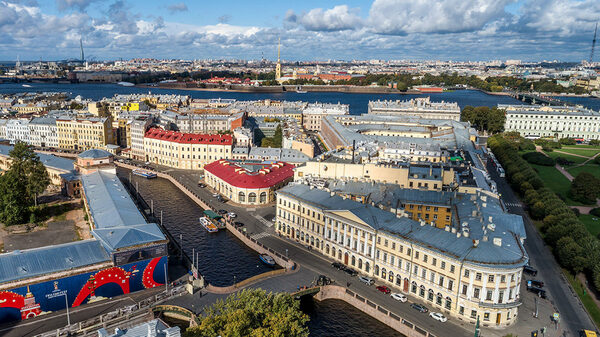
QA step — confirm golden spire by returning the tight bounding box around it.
[275,37,282,81]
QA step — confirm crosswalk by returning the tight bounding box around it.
[504,202,522,208]
[254,215,274,227]
[251,232,271,240]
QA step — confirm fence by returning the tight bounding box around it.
[34,285,188,337]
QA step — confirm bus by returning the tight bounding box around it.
[580,330,598,337]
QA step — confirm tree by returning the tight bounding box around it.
[460,106,505,134]
[8,142,50,206]
[184,289,309,337]
[570,172,600,204]
[0,170,29,226]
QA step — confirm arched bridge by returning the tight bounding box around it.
[152,304,201,327]
[291,286,320,299]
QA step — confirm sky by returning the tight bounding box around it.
[0,0,599,62]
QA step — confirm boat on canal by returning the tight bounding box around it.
[132,169,157,179]
[259,254,276,267]
[199,217,218,232]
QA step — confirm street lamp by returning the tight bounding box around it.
[63,291,70,327]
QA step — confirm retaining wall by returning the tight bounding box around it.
[315,285,436,337]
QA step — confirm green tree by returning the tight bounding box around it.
[570,172,600,204]
[0,170,29,226]
[8,142,50,206]
[460,106,505,134]
[185,289,309,337]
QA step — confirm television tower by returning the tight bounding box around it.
[80,38,85,62]
[275,38,281,82]
[591,22,598,64]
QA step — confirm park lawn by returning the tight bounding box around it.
[530,164,590,206]
[546,151,589,165]
[557,148,600,157]
[562,145,600,149]
[579,214,600,237]
[563,270,600,328]
[567,164,600,179]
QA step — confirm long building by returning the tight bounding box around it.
[501,104,600,140]
[275,183,527,327]
[0,144,75,186]
[0,152,167,324]
[57,116,113,151]
[368,97,461,121]
[143,128,233,169]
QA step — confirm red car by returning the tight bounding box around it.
[376,285,391,294]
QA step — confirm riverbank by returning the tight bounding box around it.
[137,83,422,94]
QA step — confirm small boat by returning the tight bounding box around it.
[117,81,135,87]
[132,169,157,179]
[199,217,218,232]
[259,254,276,267]
[22,84,32,88]
[296,90,307,94]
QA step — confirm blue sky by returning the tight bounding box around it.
[1,0,599,61]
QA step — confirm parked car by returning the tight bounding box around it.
[410,303,429,313]
[528,280,544,288]
[429,312,448,322]
[527,285,547,298]
[344,268,358,277]
[228,212,237,219]
[376,286,391,294]
[523,265,538,276]
[198,183,206,188]
[331,262,344,270]
[358,276,374,285]
[217,209,228,215]
[391,293,407,302]
[234,222,244,227]
[212,193,219,198]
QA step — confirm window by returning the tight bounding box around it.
[473,288,480,299]
[462,284,468,295]
[448,280,453,291]
[498,290,504,304]
[450,265,455,273]
[248,193,257,203]
[239,192,245,202]
[459,306,464,315]
[464,270,470,277]
[391,242,395,250]
[441,261,445,270]
[423,255,428,263]
[414,265,418,275]
[432,258,436,266]
[486,290,493,301]
[501,275,506,283]
[484,312,490,321]
[488,275,494,282]
[471,310,477,319]
[415,251,419,259]
[476,273,482,281]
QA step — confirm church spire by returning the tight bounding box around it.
[275,38,281,82]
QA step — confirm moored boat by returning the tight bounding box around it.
[132,169,157,179]
[199,217,218,232]
[259,254,276,267]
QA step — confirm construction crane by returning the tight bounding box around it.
[591,22,598,64]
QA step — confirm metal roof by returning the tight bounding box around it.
[0,144,74,172]
[97,319,180,337]
[78,148,113,159]
[0,240,110,284]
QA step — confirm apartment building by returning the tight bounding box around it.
[29,116,58,148]
[368,97,460,121]
[5,118,31,144]
[143,128,233,169]
[56,116,113,151]
[302,102,349,131]
[276,183,527,327]
[501,104,600,140]
[130,118,152,160]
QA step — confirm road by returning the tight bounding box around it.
[487,159,596,335]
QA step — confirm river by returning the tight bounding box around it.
[0,82,528,114]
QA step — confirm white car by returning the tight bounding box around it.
[228,212,237,219]
[429,312,447,322]
[390,293,407,302]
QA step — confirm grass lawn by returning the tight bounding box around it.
[567,164,600,179]
[563,270,600,328]
[579,214,600,237]
[557,148,600,157]
[562,145,600,149]
[530,164,593,206]
[546,151,589,164]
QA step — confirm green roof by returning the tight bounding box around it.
[203,210,222,219]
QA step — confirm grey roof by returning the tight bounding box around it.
[0,240,110,284]
[81,171,166,252]
[78,148,113,159]
[499,104,600,116]
[29,116,57,126]
[278,183,527,269]
[0,144,74,172]
[98,319,180,337]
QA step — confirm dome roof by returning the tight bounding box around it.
[78,149,113,159]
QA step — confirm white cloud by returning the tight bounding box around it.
[286,5,362,31]
[368,0,512,35]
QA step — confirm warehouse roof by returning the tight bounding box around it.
[0,144,74,172]
[204,159,294,189]
[78,148,113,159]
[0,240,110,284]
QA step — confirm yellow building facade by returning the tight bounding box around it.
[56,117,113,151]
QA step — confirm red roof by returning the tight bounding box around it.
[204,160,294,189]
[144,128,233,145]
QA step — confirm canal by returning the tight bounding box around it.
[118,168,273,287]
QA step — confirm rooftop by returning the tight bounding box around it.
[204,159,294,189]
[0,144,74,172]
[144,128,233,145]
[78,148,113,159]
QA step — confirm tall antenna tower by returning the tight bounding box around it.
[591,22,598,64]
[80,38,85,62]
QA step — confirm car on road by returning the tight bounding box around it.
[429,312,447,322]
[217,209,228,215]
[198,183,206,188]
[527,285,547,298]
[234,222,244,227]
[410,303,429,313]
[390,293,407,302]
[523,265,538,276]
[528,279,544,288]
[376,286,391,294]
[331,262,344,270]
[344,268,358,277]
[228,212,237,219]
[358,276,374,285]
[212,193,219,198]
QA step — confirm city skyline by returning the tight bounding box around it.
[0,0,599,62]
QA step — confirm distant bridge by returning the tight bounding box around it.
[507,91,576,107]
